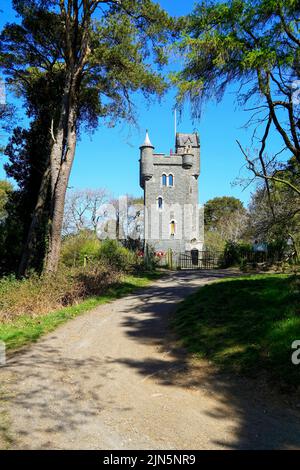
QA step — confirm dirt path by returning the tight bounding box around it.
[1,270,300,450]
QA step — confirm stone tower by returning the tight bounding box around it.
[139,131,203,254]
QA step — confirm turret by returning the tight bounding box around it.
[182,147,193,169]
[139,130,154,188]
[176,132,200,177]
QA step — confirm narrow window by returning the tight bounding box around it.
[158,197,163,209]
[168,174,174,186]
[170,220,176,237]
[162,174,167,186]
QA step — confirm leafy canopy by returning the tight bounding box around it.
[173,0,300,204]
[205,196,245,228]
[173,0,299,114]
[0,0,175,132]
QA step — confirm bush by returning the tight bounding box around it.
[204,231,226,252]
[0,234,147,322]
[222,241,253,268]
[61,231,101,267]
[98,239,139,272]
[61,233,142,273]
[222,241,242,267]
[0,264,120,323]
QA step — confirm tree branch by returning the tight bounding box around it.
[236,139,300,196]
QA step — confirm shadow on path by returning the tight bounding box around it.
[1,343,119,449]
[115,270,300,450]
[1,270,299,449]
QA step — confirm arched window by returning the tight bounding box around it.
[157,197,163,210]
[170,220,176,237]
[168,174,174,186]
[162,174,167,186]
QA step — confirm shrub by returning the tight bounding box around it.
[222,241,242,267]
[61,231,101,267]
[204,231,226,252]
[0,264,120,323]
[74,263,120,297]
[98,239,140,272]
[222,241,254,268]
[142,244,162,270]
[61,233,142,273]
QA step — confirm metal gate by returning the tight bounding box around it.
[178,250,222,270]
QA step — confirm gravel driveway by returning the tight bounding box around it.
[1,270,300,449]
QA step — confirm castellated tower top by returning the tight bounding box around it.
[175,133,200,153]
[139,129,202,254]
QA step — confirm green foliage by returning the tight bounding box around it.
[0,180,12,220]
[205,196,245,229]
[0,103,16,155]
[0,271,159,351]
[0,0,175,274]
[204,196,249,250]
[173,0,299,112]
[61,232,142,272]
[0,68,65,273]
[204,231,226,252]
[173,0,300,204]
[61,231,102,267]
[0,1,174,132]
[173,274,300,389]
[223,241,242,267]
[143,244,164,270]
[98,239,138,272]
[222,240,253,267]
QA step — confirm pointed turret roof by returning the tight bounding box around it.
[141,130,154,148]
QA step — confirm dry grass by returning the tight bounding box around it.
[0,263,120,323]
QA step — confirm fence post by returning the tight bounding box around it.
[144,244,152,270]
[167,248,173,269]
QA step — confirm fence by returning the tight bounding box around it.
[156,250,223,270]
[178,250,222,270]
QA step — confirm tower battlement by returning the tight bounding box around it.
[139,131,203,254]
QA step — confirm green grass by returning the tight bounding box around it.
[172,273,300,389]
[0,272,160,353]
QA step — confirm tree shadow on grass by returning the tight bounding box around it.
[114,270,300,449]
[1,270,299,450]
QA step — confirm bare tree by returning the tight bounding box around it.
[63,188,111,235]
[249,183,300,258]
[109,195,144,245]
[218,209,249,244]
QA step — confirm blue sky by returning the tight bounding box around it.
[0,0,283,206]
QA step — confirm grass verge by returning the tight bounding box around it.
[0,271,160,353]
[172,273,300,389]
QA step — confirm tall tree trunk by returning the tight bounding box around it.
[18,0,91,275]
[18,77,74,276]
[44,82,78,273]
[18,163,51,276]
[44,136,77,273]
